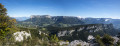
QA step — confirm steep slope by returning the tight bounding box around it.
[46,24,119,41]
[23,15,84,27]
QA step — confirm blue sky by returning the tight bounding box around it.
[0,0,120,19]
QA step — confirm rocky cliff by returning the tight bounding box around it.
[53,24,119,41]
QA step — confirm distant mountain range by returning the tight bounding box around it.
[12,17,30,21]
[14,15,120,29]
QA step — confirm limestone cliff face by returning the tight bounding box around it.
[58,30,75,37]
[56,24,118,41]
[30,15,51,19]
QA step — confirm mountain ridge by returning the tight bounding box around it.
[16,15,120,29]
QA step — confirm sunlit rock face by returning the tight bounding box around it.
[30,15,51,19]
[13,31,31,42]
[59,41,69,45]
[39,31,48,35]
[88,35,95,40]
[69,40,89,46]
[58,30,75,37]
[112,37,119,44]
[59,40,89,46]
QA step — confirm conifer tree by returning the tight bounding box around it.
[0,3,16,39]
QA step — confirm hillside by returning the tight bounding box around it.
[18,15,84,27]
[17,15,120,29]
[45,24,119,41]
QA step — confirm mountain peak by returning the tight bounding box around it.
[30,15,51,18]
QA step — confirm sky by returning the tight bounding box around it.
[0,0,120,19]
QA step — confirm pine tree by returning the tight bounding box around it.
[0,3,16,40]
[102,34,114,46]
[95,35,105,46]
[49,34,59,42]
